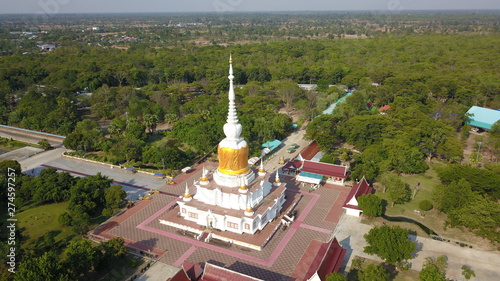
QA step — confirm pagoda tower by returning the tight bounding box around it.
[163,56,286,238]
[212,54,256,188]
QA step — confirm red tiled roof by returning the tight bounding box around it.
[304,237,347,281]
[183,261,203,281]
[283,160,302,170]
[200,263,264,281]
[343,177,373,210]
[298,141,320,160]
[167,268,191,281]
[301,160,348,179]
[378,105,391,112]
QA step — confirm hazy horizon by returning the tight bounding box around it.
[2,0,500,15]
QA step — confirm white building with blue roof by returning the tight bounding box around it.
[465,106,500,130]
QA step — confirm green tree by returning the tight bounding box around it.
[461,265,476,280]
[143,144,188,170]
[424,256,447,276]
[275,81,302,112]
[342,114,392,150]
[103,185,126,216]
[124,118,147,141]
[305,115,345,150]
[0,160,21,200]
[15,252,68,281]
[95,237,127,270]
[320,153,338,164]
[363,225,416,264]
[378,172,411,205]
[90,84,116,119]
[109,138,144,163]
[325,272,347,281]
[419,256,447,281]
[63,239,96,279]
[37,139,52,150]
[64,119,105,152]
[143,113,159,133]
[108,117,127,138]
[435,164,500,198]
[468,152,482,167]
[388,182,412,206]
[418,200,433,211]
[358,194,383,217]
[358,264,390,281]
[419,264,446,281]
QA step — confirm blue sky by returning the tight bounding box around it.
[2,0,500,14]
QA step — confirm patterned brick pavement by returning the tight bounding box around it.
[88,165,354,281]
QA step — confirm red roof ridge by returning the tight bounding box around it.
[301,160,348,178]
[200,262,265,281]
[304,237,347,281]
[343,177,372,209]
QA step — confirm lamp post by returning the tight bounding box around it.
[476,142,483,164]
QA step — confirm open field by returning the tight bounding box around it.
[369,163,498,251]
[15,202,75,245]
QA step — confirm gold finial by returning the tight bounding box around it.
[183,184,191,199]
[229,53,232,64]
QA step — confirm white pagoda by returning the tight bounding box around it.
[162,56,286,235]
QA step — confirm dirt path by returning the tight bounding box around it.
[463,131,490,165]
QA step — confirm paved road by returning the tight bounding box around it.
[0,146,43,162]
[0,126,64,147]
[332,215,500,280]
[18,147,68,172]
[262,127,309,172]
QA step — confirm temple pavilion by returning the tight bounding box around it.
[160,56,286,240]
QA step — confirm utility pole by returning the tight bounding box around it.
[476,141,483,165]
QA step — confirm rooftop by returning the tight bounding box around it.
[200,263,265,281]
[301,160,348,179]
[465,106,500,130]
[343,177,373,210]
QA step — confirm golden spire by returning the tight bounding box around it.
[217,55,249,175]
[258,161,266,177]
[183,184,192,201]
[239,177,248,193]
[201,167,208,182]
[274,171,281,186]
[244,197,254,216]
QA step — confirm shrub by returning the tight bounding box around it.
[58,212,73,226]
[419,200,433,211]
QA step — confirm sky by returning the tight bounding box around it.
[2,0,500,14]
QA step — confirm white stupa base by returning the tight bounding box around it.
[213,169,255,188]
[244,210,254,216]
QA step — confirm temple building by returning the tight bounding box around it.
[160,56,286,239]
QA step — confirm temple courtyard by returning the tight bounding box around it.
[88,162,351,281]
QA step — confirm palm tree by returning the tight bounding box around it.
[143,114,159,134]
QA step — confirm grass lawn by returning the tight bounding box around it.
[15,201,75,246]
[0,137,31,151]
[367,162,496,251]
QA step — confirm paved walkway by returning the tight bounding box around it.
[332,215,500,281]
[90,170,352,281]
[0,146,44,162]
